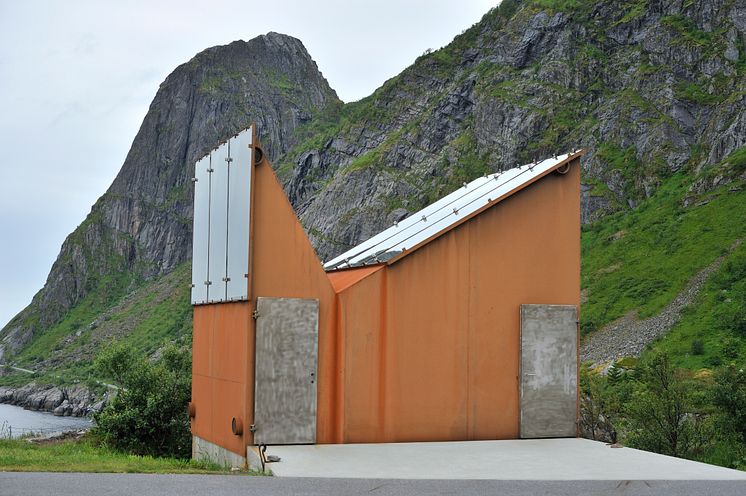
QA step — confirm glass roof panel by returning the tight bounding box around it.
[324,151,579,270]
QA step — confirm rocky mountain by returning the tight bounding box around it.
[0,32,339,360]
[2,0,745,379]
[277,0,746,260]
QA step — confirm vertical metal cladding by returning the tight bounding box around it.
[190,126,253,305]
[226,130,253,301]
[327,155,582,443]
[191,154,211,305]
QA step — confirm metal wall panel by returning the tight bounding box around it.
[207,140,230,303]
[226,128,252,301]
[520,304,578,438]
[254,297,319,445]
[191,155,211,304]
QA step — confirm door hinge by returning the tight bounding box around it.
[252,310,259,320]
[249,424,257,433]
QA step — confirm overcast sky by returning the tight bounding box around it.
[0,0,497,330]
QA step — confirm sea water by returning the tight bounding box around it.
[0,403,92,438]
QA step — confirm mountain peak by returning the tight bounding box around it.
[0,32,340,359]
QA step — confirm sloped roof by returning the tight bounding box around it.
[327,264,385,293]
[324,151,582,271]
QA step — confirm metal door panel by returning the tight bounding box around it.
[207,141,229,303]
[226,127,252,301]
[254,297,319,444]
[191,155,211,305]
[520,304,577,438]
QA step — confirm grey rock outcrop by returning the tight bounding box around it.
[0,383,105,417]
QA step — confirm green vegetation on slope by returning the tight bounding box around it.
[650,241,746,369]
[580,170,746,336]
[1,263,192,388]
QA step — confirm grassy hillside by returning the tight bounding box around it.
[580,146,746,368]
[652,241,746,369]
[1,264,192,387]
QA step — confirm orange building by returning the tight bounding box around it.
[189,125,582,467]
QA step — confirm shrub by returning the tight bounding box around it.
[712,366,746,445]
[722,338,740,360]
[624,353,708,459]
[93,344,191,458]
[691,339,705,355]
[725,304,746,337]
[579,365,632,442]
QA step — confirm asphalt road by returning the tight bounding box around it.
[2,473,746,496]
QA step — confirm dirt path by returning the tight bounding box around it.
[580,240,741,364]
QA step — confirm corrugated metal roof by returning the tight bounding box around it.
[324,151,581,271]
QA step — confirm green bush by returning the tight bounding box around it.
[579,364,633,442]
[712,366,746,445]
[722,337,740,360]
[93,344,192,458]
[691,339,705,355]
[725,303,746,337]
[624,353,709,459]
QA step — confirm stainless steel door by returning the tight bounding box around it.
[253,297,319,444]
[520,304,578,438]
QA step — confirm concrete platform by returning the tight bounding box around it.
[260,438,746,480]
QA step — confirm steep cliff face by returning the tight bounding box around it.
[2,0,746,374]
[0,33,339,358]
[278,0,746,260]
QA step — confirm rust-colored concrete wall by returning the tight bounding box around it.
[192,140,339,455]
[337,158,580,442]
[249,153,339,444]
[191,302,250,455]
[192,149,580,453]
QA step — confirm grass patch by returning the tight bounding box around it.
[675,81,726,105]
[14,292,119,367]
[661,14,724,52]
[0,436,249,474]
[528,0,586,12]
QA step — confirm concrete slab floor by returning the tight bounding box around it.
[262,438,746,480]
